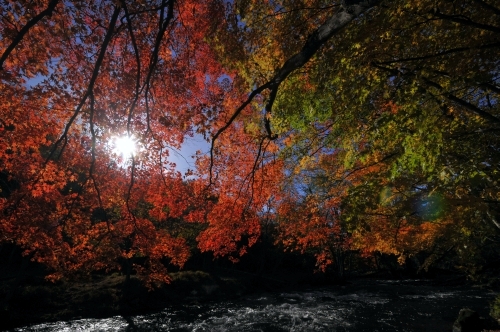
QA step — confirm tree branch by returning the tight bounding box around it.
[422,77,500,124]
[374,41,500,65]
[121,0,142,134]
[0,0,59,70]
[432,8,500,34]
[372,63,500,124]
[471,0,500,17]
[209,0,380,184]
[143,0,174,133]
[48,5,122,161]
[209,82,272,184]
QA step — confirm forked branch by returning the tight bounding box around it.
[208,0,380,184]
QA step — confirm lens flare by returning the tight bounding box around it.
[416,194,445,221]
[112,135,137,159]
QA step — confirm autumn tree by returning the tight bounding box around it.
[215,0,500,274]
[0,0,265,284]
[1,0,499,283]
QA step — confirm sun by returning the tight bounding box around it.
[112,134,137,159]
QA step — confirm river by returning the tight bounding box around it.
[11,279,498,331]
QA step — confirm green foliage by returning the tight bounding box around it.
[231,0,500,275]
[491,295,500,321]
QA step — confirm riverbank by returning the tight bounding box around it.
[2,266,499,331]
[0,270,498,331]
[0,266,331,331]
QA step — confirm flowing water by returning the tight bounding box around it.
[11,279,498,331]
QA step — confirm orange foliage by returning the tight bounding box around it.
[277,194,352,272]
[0,1,467,284]
[0,0,265,283]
